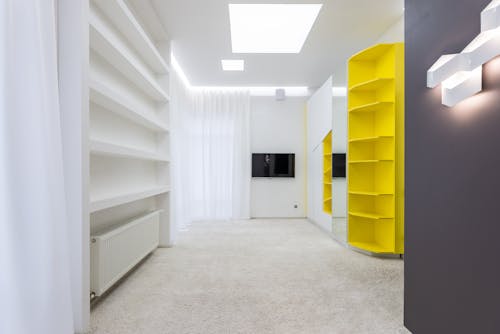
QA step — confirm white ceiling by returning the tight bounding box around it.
[152,0,404,88]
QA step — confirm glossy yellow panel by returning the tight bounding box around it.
[323,131,332,215]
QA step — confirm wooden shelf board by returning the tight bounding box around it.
[93,0,169,74]
[349,241,393,254]
[89,79,168,132]
[349,135,393,143]
[348,101,394,113]
[90,138,169,162]
[349,211,393,220]
[349,78,394,92]
[349,191,393,196]
[90,185,170,213]
[89,7,170,102]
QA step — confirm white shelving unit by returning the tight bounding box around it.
[88,0,172,302]
[57,0,172,331]
[89,5,170,101]
[93,0,170,74]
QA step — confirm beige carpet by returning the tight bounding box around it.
[90,219,409,334]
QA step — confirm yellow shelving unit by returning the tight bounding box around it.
[323,131,332,215]
[347,43,404,255]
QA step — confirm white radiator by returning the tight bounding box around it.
[90,210,160,296]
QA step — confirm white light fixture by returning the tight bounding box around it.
[201,86,310,97]
[228,4,323,53]
[332,86,347,97]
[221,59,244,71]
[442,67,482,107]
[462,28,500,69]
[427,54,465,88]
[482,0,500,31]
[427,0,500,107]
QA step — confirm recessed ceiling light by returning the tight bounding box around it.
[228,3,323,53]
[221,59,245,71]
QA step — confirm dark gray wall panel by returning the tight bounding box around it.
[405,0,500,333]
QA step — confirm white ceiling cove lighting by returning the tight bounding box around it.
[221,59,245,71]
[228,3,323,53]
[172,53,310,97]
[427,0,500,107]
[200,86,310,97]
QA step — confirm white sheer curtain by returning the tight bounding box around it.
[171,73,251,231]
[0,1,74,333]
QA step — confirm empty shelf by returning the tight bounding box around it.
[349,191,393,196]
[89,7,170,102]
[349,159,393,164]
[93,0,170,74]
[349,241,393,253]
[349,44,395,61]
[90,79,168,132]
[349,211,393,220]
[349,78,394,92]
[349,101,394,113]
[90,186,170,212]
[349,136,393,143]
[90,139,169,162]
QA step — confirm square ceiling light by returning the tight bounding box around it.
[221,59,245,71]
[228,3,323,53]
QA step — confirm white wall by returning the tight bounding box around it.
[332,96,347,218]
[307,78,333,153]
[306,77,333,232]
[250,96,307,218]
[377,15,404,43]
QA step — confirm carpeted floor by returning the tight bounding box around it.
[90,219,409,334]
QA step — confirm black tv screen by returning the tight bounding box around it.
[332,153,346,178]
[252,153,295,177]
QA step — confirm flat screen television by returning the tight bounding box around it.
[252,153,295,177]
[332,153,346,178]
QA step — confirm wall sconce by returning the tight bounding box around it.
[427,0,500,107]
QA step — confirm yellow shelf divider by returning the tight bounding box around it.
[349,77,394,92]
[349,135,393,143]
[349,241,393,254]
[347,43,405,255]
[349,191,393,196]
[348,101,394,113]
[349,159,394,164]
[349,211,394,220]
[322,131,332,215]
